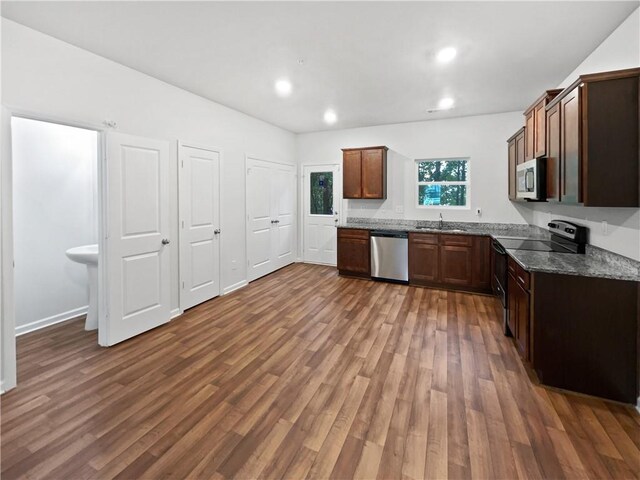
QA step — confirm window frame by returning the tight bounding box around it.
[415,157,471,210]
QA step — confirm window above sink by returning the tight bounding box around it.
[416,158,470,209]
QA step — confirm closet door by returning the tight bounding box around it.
[179,144,221,311]
[246,158,296,282]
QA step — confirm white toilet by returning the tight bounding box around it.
[65,244,99,330]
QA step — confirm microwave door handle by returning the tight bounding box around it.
[526,170,534,190]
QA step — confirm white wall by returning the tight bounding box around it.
[296,111,531,227]
[12,117,98,333]
[1,19,297,319]
[527,7,640,260]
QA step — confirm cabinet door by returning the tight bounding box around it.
[343,150,362,199]
[560,86,581,204]
[508,138,517,200]
[546,102,561,202]
[440,244,472,287]
[471,236,491,290]
[507,273,518,337]
[408,234,439,283]
[534,102,547,157]
[337,230,370,275]
[361,149,386,199]
[525,111,535,160]
[515,282,530,360]
[515,129,526,165]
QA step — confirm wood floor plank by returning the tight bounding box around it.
[2,263,638,480]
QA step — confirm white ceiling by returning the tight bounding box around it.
[2,1,637,133]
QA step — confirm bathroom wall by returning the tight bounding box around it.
[12,117,98,334]
[526,7,640,260]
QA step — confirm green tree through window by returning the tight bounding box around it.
[417,159,469,207]
[310,172,333,215]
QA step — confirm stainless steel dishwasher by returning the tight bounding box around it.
[370,230,409,283]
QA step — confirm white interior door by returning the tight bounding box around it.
[303,165,340,265]
[102,132,171,346]
[272,163,296,269]
[247,158,296,282]
[179,144,220,311]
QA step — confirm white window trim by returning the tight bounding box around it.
[415,158,471,210]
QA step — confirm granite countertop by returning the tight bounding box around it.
[339,218,640,282]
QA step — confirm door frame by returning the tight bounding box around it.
[178,141,223,311]
[0,107,107,392]
[302,163,342,265]
[245,155,297,283]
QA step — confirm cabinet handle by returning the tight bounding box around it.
[517,275,525,285]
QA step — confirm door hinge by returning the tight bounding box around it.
[182,221,185,228]
[181,160,184,168]
[182,281,185,289]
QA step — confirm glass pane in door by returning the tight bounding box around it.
[309,171,333,215]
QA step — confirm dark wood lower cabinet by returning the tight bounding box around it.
[407,233,439,283]
[532,273,639,403]
[507,257,531,360]
[508,272,530,360]
[409,233,491,293]
[337,228,370,277]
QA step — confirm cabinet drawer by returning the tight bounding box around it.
[508,256,530,290]
[338,228,369,240]
[440,234,473,246]
[409,232,438,245]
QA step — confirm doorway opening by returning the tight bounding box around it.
[11,116,101,337]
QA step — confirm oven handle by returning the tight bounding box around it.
[492,240,507,255]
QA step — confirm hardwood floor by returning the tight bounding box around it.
[1,263,638,479]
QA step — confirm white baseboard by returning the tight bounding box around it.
[223,280,248,295]
[301,260,337,267]
[15,305,88,336]
[170,308,183,320]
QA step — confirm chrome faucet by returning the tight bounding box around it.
[439,213,443,230]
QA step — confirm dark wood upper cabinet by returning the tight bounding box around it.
[342,146,388,199]
[524,89,563,160]
[342,150,362,199]
[560,86,581,204]
[507,128,524,200]
[337,228,370,277]
[524,111,535,160]
[546,68,640,207]
[515,129,525,165]
[546,102,561,202]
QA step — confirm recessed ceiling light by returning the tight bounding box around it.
[324,109,337,124]
[438,97,455,109]
[436,47,457,63]
[275,78,292,97]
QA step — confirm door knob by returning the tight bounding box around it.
[214,229,221,235]
[162,239,170,245]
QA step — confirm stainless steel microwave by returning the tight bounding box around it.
[516,157,546,201]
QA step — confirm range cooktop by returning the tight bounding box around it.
[495,238,573,253]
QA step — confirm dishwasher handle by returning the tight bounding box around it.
[370,230,408,239]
